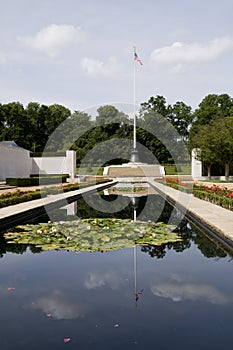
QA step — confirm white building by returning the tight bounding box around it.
[0,141,76,181]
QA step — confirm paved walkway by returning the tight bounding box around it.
[148,180,233,249]
[0,180,118,231]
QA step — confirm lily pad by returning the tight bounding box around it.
[4,218,182,252]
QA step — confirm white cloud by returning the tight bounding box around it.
[151,281,233,305]
[151,37,233,70]
[31,290,88,320]
[19,24,86,58]
[81,56,119,78]
[84,270,124,290]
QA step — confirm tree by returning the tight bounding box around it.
[139,95,192,164]
[26,102,41,151]
[1,102,29,149]
[65,111,93,163]
[47,104,71,135]
[141,95,193,140]
[189,117,233,180]
[141,95,168,116]
[190,93,233,137]
[214,117,233,180]
[189,124,218,179]
[168,101,193,140]
[25,103,71,152]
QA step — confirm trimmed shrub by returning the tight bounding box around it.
[6,175,69,186]
[193,189,233,211]
[0,191,42,208]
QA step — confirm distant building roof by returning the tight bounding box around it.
[0,141,29,151]
[0,141,19,148]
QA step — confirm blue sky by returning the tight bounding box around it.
[1,0,233,112]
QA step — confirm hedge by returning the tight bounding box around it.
[6,175,69,186]
[157,180,193,193]
[0,191,42,208]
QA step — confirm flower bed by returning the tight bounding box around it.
[193,184,233,211]
[157,177,193,193]
[156,178,233,211]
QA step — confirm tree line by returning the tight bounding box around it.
[0,93,233,178]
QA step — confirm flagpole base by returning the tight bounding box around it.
[130,149,140,163]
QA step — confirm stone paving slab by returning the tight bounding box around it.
[148,180,233,247]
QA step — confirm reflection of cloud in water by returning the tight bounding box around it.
[151,281,233,305]
[31,290,88,319]
[84,270,124,290]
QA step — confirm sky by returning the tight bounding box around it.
[0,0,233,113]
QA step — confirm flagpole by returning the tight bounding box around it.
[133,46,136,150]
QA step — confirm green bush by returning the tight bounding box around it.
[193,190,233,211]
[6,175,68,186]
[0,191,42,208]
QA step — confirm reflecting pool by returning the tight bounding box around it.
[0,192,233,350]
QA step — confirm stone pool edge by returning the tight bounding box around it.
[148,179,233,251]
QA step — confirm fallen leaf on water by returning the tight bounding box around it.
[64,338,71,343]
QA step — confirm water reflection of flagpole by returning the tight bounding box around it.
[131,196,143,304]
[132,197,137,298]
[134,244,137,296]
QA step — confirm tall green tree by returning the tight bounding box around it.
[139,95,192,163]
[46,104,71,135]
[190,93,233,137]
[214,117,233,180]
[168,101,193,140]
[1,102,29,148]
[66,111,93,162]
[141,95,168,116]
[190,116,233,180]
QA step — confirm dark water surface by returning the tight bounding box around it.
[0,192,233,349]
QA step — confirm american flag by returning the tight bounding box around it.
[134,51,143,65]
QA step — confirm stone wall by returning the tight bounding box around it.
[0,142,76,180]
[0,142,31,180]
[31,151,76,178]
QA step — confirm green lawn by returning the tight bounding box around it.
[77,164,191,176]
[164,164,191,175]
